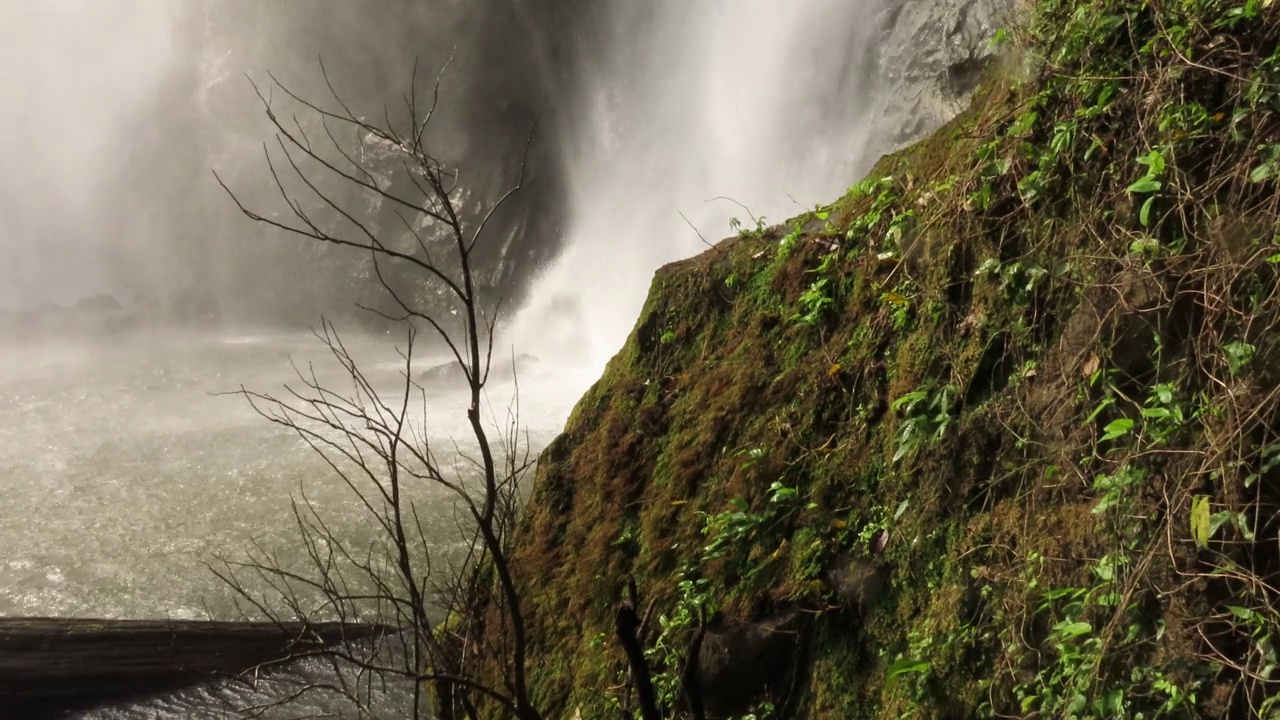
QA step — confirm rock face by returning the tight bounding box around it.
[824,555,890,610]
[869,0,1013,155]
[691,606,812,720]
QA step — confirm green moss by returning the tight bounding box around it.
[498,3,1280,718]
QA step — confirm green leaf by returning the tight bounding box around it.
[892,390,929,412]
[1191,495,1211,549]
[1140,149,1167,176]
[1085,396,1115,424]
[1130,236,1159,254]
[1227,605,1256,622]
[1057,621,1093,639]
[1251,162,1275,184]
[1127,176,1162,193]
[1140,196,1157,226]
[1096,590,1123,607]
[1103,689,1126,714]
[1224,340,1256,375]
[1236,511,1256,541]
[887,658,931,679]
[1042,587,1083,602]
[1209,510,1234,538]
[1101,418,1134,442]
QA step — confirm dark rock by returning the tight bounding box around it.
[947,55,990,96]
[825,554,891,610]
[419,353,538,385]
[693,605,811,719]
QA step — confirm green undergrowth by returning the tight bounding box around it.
[505,1,1280,717]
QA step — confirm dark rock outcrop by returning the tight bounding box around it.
[689,606,812,720]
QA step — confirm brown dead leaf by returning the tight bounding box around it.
[1081,354,1101,378]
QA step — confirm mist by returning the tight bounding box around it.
[0,1,171,311]
[1,1,576,331]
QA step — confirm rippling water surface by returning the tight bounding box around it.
[0,329,577,717]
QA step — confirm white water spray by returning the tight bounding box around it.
[514,0,890,382]
[0,1,172,311]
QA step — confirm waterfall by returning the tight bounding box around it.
[0,0,172,312]
[513,0,891,378]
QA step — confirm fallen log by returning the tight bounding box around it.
[0,617,392,718]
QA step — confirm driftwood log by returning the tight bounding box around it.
[0,617,390,718]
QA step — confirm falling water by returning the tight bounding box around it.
[0,1,172,311]
[514,0,890,379]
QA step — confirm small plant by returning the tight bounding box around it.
[700,497,765,561]
[790,248,841,329]
[1250,143,1280,183]
[1091,465,1145,516]
[767,480,799,505]
[1223,339,1256,375]
[730,213,769,238]
[974,258,1047,306]
[1139,382,1186,445]
[844,176,900,248]
[891,384,957,462]
[777,221,804,258]
[647,480,810,712]
[1126,148,1166,227]
[647,569,713,709]
[879,285,913,330]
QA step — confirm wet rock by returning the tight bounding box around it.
[419,353,539,385]
[869,0,1014,155]
[691,605,811,719]
[0,293,142,340]
[825,530,892,610]
[824,555,890,610]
